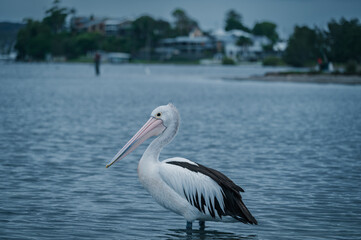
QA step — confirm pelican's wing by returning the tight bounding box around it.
[159,158,257,224]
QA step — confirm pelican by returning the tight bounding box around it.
[106,104,257,229]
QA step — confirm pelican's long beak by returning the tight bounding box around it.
[106,117,166,168]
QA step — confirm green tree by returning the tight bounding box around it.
[237,36,253,47]
[131,16,172,54]
[15,19,52,60]
[252,21,279,44]
[153,19,172,38]
[50,32,68,57]
[224,10,250,32]
[172,8,198,36]
[43,0,72,33]
[74,32,101,55]
[15,0,73,60]
[132,15,157,53]
[283,26,323,67]
[326,18,361,63]
[101,36,132,53]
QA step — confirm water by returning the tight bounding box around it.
[0,63,360,240]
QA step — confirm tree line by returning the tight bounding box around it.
[14,0,360,67]
[14,1,279,62]
[284,18,361,67]
[15,1,196,60]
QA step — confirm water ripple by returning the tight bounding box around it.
[1,63,361,239]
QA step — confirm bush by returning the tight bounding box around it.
[222,57,235,65]
[262,56,284,66]
[345,60,357,74]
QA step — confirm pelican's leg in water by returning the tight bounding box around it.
[199,221,205,230]
[186,221,192,230]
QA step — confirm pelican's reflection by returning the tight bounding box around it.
[166,228,257,240]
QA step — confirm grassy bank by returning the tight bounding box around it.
[225,72,361,85]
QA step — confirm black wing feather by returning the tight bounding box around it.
[166,161,257,225]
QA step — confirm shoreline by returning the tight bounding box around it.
[224,73,361,85]
[2,61,361,85]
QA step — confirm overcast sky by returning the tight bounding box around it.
[1,0,360,37]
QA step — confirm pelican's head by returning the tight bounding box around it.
[106,103,179,168]
[151,103,180,132]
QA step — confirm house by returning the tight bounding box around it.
[104,19,132,37]
[86,18,106,33]
[70,16,106,34]
[273,41,287,52]
[211,29,272,61]
[156,28,215,60]
[71,16,132,37]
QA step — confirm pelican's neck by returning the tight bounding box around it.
[141,119,179,164]
[141,136,163,163]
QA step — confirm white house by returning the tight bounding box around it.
[211,29,272,61]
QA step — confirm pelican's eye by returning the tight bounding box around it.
[156,112,162,118]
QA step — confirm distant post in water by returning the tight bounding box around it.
[94,52,101,76]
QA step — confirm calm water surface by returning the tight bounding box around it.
[0,63,360,240]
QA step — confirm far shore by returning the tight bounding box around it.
[224,72,361,85]
[3,60,361,85]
